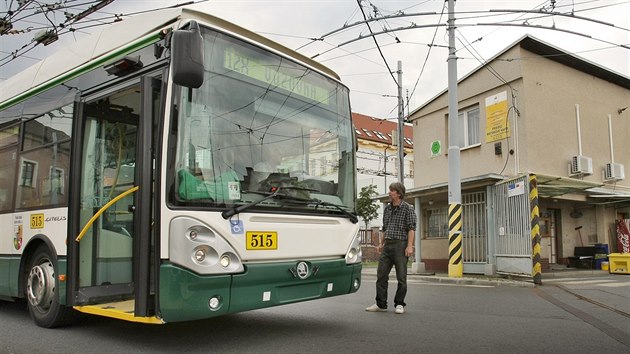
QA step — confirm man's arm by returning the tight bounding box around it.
[405,229,415,257]
[377,230,385,254]
[405,205,417,257]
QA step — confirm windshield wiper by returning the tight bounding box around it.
[309,199,358,224]
[221,187,358,224]
[221,186,318,220]
[221,188,279,220]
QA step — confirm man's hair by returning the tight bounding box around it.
[389,182,406,198]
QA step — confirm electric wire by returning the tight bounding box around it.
[405,0,446,115]
[356,0,397,86]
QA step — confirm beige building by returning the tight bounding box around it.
[404,35,630,275]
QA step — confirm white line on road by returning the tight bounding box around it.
[598,282,630,288]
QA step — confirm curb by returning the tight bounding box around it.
[361,269,536,288]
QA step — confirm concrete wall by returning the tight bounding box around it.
[519,47,630,184]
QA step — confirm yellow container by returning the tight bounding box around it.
[601,261,609,271]
[608,253,630,274]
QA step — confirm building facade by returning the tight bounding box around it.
[353,112,413,229]
[403,35,630,275]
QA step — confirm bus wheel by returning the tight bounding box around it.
[25,245,74,328]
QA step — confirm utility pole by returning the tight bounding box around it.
[397,60,405,183]
[447,0,463,278]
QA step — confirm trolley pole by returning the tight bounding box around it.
[447,0,463,278]
[397,60,405,183]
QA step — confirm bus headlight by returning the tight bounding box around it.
[345,230,362,264]
[171,217,244,274]
[194,249,206,262]
[220,254,231,268]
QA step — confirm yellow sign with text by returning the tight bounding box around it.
[30,213,44,229]
[485,91,509,143]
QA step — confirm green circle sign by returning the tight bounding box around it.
[431,140,441,155]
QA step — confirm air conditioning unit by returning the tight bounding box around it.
[604,162,625,181]
[570,155,593,176]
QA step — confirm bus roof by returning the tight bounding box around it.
[0,7,341,109]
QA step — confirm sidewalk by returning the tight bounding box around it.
[361,265,612,288]
[361,266,535,288]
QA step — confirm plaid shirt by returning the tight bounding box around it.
[382,201,416,241]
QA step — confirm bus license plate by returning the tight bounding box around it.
[246,231,277,250]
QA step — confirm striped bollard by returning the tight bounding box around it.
[448,203,463,277]
[530,174,542,285]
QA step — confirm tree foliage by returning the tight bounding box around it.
[356,184,379,229]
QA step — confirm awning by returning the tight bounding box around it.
[374,173,504,203]
[375,173,630,206]
[535,174,603,198]
[536,174,630,205]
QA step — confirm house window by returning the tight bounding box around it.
[46,167,65,195]
[361,128,373,137]
[355,129,362,135]
[457,106,480,148]
[427,207,448,238]
[20,160,37,187]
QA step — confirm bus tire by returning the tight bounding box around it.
[25,245,75,328]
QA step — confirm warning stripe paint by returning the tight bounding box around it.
[530,174,542,285]
[448,203,463,277]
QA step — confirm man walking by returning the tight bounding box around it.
[366,182,416,314]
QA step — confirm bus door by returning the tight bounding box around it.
[70,76,160,320]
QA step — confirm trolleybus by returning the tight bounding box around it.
[0,6,361,327]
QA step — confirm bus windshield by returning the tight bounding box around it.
[171,27,356,217]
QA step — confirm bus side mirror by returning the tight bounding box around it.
[171,20,204,88]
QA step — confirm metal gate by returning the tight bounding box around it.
[462,191,488,274]
[493,175,532,275]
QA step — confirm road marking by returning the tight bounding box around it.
[599,282,630,288]
[557,279,616,285]
[390,280,495,288]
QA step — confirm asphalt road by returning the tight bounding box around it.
[1,274,629,353]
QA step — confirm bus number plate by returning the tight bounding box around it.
[246,231,277,250]
[30,213,44,229]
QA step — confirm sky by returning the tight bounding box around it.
[1,0,628,120]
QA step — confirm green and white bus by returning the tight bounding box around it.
[0,6,361,327]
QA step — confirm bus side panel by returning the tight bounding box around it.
[0,257,20,298]
[158,262,232,322]
[57,258,67,305]
[229,259,360,314]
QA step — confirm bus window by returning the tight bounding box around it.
[16,141,70,208]
[0,149,16,212]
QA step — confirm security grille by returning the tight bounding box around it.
[493,175,532,275]
[462,191,487,265]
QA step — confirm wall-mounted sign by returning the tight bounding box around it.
[431,140,441,157]
[507,181,525,197]
[485,91,509,143]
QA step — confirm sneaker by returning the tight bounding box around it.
[365,304,387,312]
[395,305,404,314]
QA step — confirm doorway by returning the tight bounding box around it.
[76,84,141,301]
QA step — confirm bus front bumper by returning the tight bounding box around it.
[158,259,361,322]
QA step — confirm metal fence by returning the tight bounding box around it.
[494,175,532,275]
[462,191,487,263]
[359,229,376,245]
